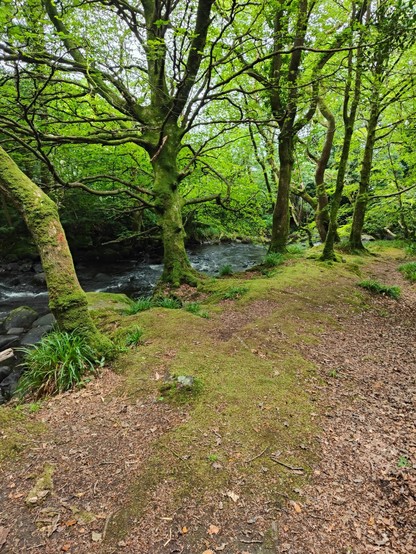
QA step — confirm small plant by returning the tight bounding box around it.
[219,264,233,276]
[263,252,284,268]
[405,243,416,256]
[328,369,339,378]
[358,279,401,300]
[222,286,248,300]
[154,297,181,309]
[207,453,219,462]
[16,331,103,399]
[397,455,411,468]
[287,243,305,255]
[398,261,416,282]
[184,302,209,318]
[125,326,144,347]
[125,297,153,314]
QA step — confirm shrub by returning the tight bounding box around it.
[154,297,181,309]
[219,264,233,276]
[358,279,401,300]
[263,253,284,268]
[286,243,305,255]
[16,331,103,399]
[398,262,416,282]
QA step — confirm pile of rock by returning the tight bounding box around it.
[0,307,55,405]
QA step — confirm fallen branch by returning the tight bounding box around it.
[270,455,304,473]
[244,446,270,464]
[0,349,13,363]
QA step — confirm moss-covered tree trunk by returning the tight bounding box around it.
[0,147,112,355]
[151,133,198,286]
[349,98,380,250]
[269,132,294,253]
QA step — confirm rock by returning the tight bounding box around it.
[362,234,376,242]
[6,327,25,335]
[0,368,22,400]
[32,313,56,327]
[33,263,43,273]
[0,394,7,405]
[21,325,52,346]
[4,306,38,332]
[0,366,12,382]
[0,335,19,350]
[33,272,46,285]
[25,463,54,506]
[176,375,195,387]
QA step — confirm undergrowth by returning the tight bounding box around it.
[184,302,209,318]
[398,261,416,282]
[221,286,249,300]
[358,279,401,299]
[263,252,284,268]
[16,331,104,399]
[126,296,181,314]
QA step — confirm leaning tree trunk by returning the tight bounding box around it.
[269,130,294,253]
[0,147,113,356]
[151,134,199,287]
[349,103,379,250]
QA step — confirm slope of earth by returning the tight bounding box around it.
[0,245,414,554]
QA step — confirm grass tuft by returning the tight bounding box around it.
[184,302,209,318]
[125,326,144,347]
[154,297,182,309]
[16,331,103,399]
[125,297,153,314]
[398,261,416,282]
[219,264,233,276]
[358,279,401,299]
[263,253,284,268]
[221,286,249,300]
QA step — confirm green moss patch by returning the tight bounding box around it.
[0,407,45,462]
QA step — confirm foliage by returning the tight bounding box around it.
[358,279,401,300]
[263,253,284,268]
[398,262,416,282]
[124,326,144,347]
[16,331,103,399]
[125,296,181,315]
[221,286,249,300]
[184,302,209,318]
[219,264,233,276]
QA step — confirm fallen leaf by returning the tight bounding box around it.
[65,519,77,527]
[202,550,214,554]
[291,501,302,513]
[226,490,239,503]
[368,516,375,526]
[181,526,188,534]
[61,544,71,552]
[215,544,227,551]
[91,531,102,542]
[207,524,220,535]
[0,526,10,549]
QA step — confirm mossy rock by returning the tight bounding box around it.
[4,306,38,331]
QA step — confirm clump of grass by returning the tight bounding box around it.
[125,297,153,314]
[125,326,144,347]
[358,279,401,299]
[263,253,284,268]
[405,243,416,256]
[154,297,182,309]
[219,264,233,276]
[184,302,209,318]
[16,331,103,399]
[398,261,416,282]
[125,296,181,314]
[159,375,203,404]
[222,286,248,300]
[287,243,305,255]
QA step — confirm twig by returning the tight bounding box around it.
[240,538,263,544]
[244,446,270,464]
[163,528,172,547]
[270,456,304,472]
[102,511,114,541]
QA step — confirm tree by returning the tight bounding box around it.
[0,146,113,356]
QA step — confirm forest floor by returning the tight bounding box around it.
[0,244,415,554]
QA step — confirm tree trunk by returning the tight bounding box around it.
[0,147,113,356]
[269,131,294,253]
[349,104,379,250]
[151,134,198,286]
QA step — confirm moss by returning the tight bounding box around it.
[86,292,131,312]
[0,407,45,462]
[25,462,54,506]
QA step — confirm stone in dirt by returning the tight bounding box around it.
[0,368,23,400]
[6,327,25,335]
[4,306,38,332]
[0,335,19,350]
[32,313,56,327]
[0,366,12,382]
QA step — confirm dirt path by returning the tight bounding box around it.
[0,253,414,553]
[276,258,416,553]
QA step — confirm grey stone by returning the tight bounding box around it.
[0,366,12,382]
[4,306,38,332]
[7,327,25,335]
[0,335,19,349]
[21,325,52,346]
[33,263,43,273]
[32,313,56,327]
[33,272,46,285]
[362,234,376,242]
[0,368,23,400]
[176,375,195,387]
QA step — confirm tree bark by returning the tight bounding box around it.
[0,147,113,356]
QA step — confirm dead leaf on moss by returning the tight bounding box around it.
[226,490,239,503]
[207,524,220,535]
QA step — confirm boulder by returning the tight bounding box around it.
[33,272,46,285]
[21,325,52,346]
[6,327,25,335]
[33,263,43,273]
[4,306,38,332]
[0,368,22,400]
[0,335,19,350]
[0,366,12,382]
[32,313,56,327]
